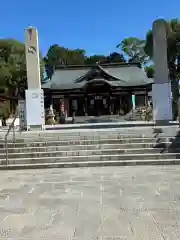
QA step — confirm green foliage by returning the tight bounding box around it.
[0,39,26,90]
[85,52,125,65]
[117,37,149,65]
[44,44,126,78]
[0,38,45,116]
[144,31,153,59]
[46,44,86,67]
[107,52,126,63]
[0,101,10,118]
[145,65,154,78]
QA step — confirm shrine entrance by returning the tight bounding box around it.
[84,80,111,116]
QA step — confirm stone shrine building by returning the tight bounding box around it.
[42,62,154,117]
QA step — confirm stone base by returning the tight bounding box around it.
[25,89,45,128]
[152,83,172,121]
[154,120,170,125]
[26,124,45,131]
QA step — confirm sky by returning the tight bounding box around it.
[1,0,180,56]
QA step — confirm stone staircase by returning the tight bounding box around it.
[0,126,180,169]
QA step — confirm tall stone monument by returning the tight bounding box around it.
[152,19,172,122]
[23,26,45,130]
[25,27,41,89]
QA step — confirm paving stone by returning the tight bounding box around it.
[0,166,179,238]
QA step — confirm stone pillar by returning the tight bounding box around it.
[152,19,172,123]
[25,27,41,89]
[24,26,45,130]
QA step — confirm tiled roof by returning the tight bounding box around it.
[42,63,154,90]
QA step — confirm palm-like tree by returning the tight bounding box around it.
[117,37,149,65]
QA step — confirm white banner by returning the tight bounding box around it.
[152,83,172,121]
[25,89,45,126]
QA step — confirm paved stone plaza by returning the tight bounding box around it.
[0,166,180,239]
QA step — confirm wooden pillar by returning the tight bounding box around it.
[108,96,111,115]
[72,99,77,122]
[84,96,88,116]
[145,89,148,105]
[59,98,64,116]
[64,98,69,117]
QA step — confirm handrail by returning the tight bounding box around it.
[4,108,19,166]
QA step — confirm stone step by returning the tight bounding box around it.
[9,131,147,137]
[5,133,178,141]
[5,132,148,139]
[1,126,179,169]
[3,127,179,141]
[0,142,176,153]
[5,125,178,135]
[0,137,176,147]
[5,135,158,142]
[1,147,174,158]
[1,152,180,165]
[1,159,180,170]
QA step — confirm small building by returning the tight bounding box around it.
[42,62,154,117]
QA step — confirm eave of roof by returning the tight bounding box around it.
[42,63,153,90]
[54,61,141,70]
[74,64,127,83]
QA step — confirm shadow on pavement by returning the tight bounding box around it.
[153,129,180,158]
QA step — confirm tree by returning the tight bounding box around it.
[145,65,154,78]
[85,55,107,65]
[45,45,85,73]
[44,44,86,78]
[0,38,44,117]
[0,39,26,116]
[106,52,126,63]
[84,52,125,65]
[144,18,180,119]
[117,37,149,65]
[45,44,126,78]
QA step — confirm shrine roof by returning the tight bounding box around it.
[42,62,154,90]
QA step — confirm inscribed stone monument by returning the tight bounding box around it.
[25,27,41,89]
[152,19,172,122]
[23,26,45,130]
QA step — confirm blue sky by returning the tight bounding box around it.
[1,0,180,56]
